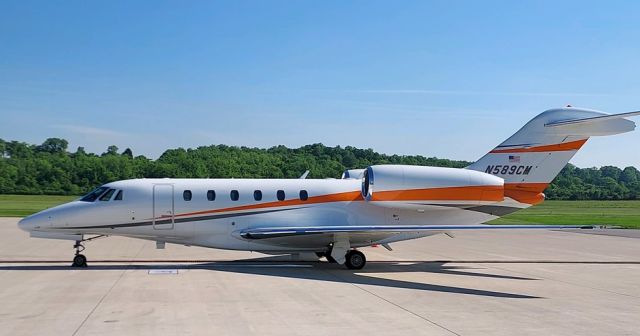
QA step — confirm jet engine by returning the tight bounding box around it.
[361,165,504,209]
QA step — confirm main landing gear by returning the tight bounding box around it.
[321,249,367,270]
[344,250,366,270]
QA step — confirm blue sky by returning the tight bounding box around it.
[1,1,639,167]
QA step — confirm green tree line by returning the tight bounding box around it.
[1,138,639,200]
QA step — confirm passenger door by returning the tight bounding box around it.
[153,184,174,230]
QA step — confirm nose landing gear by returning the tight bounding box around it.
[72,241,87,267]
[70,235,106,268]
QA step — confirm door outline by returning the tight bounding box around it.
[153,184,174,230]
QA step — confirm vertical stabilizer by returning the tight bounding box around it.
[467,107,637,205]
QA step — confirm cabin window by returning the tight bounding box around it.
[230,190,239,201]
[207,190,216,201]
[80,186,109,202]
[114,190,123,201]
[254,190,262,201]
[99,189,116,201]
[299,190,308,201]
[183,190,192,201]
[277,190,285,201]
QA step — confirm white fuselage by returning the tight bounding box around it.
[18,175,501,252]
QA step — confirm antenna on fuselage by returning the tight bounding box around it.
[299,170,310,179]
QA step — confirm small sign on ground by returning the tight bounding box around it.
[148,269,178,275]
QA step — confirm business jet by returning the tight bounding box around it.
[18,107,640,269]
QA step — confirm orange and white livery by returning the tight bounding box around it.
[18,107,640,269]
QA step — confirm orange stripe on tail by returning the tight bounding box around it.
[504,183,548,205]
[490,139,588,154]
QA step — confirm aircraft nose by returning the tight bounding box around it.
[18,213,45,232]
[18,216,34,232]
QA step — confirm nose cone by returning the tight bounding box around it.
[18,201,85,232]
[18,215,36,232]
[18,211,49,232]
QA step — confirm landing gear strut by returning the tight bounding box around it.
[72,240,87,267]
[325,238,367,269]
[70,235,106,268]
[316,252,337,263]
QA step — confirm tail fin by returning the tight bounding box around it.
[467,107,639,205]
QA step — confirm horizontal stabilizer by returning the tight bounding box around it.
[545,110,640,127]
[542,110,638,137]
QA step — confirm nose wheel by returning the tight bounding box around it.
[69,235,106,268]
[72,253,87,267]
[72,240,87,267]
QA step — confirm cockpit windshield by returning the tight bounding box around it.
[99,189,116,201]
[80,186,109,202]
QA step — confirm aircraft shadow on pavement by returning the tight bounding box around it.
[0,259,542,299]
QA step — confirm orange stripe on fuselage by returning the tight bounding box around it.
[490,139,587,154]
[167,185,505,220]
[504,182,548,205]
[369,185,504,202]
[173,190,363,218]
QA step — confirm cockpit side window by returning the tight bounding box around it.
[114,190,123,201]
[80,186,109,202]
[99,189,116,201]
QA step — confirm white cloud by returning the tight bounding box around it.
[51,124,126,137]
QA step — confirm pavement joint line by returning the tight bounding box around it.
[319,268,462,336]
[424,249,640,300]
[476,263,640,300]
[71,263,130,336]
[71,244,146,336]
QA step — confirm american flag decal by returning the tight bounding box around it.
[509,155,520,163]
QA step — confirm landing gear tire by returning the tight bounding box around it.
[72,254,87,267]
[344,250,366,270]
[72,240,87,267]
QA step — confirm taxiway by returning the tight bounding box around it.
[0,218,638,336]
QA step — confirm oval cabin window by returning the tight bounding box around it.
[299,190,308,201]
[207,190,216,201]
[183,190,192,201]
[230,190,239,201]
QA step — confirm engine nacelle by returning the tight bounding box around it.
[362,165,504,209]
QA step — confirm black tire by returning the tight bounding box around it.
[72,254,87,267]
[344,250,366,270]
